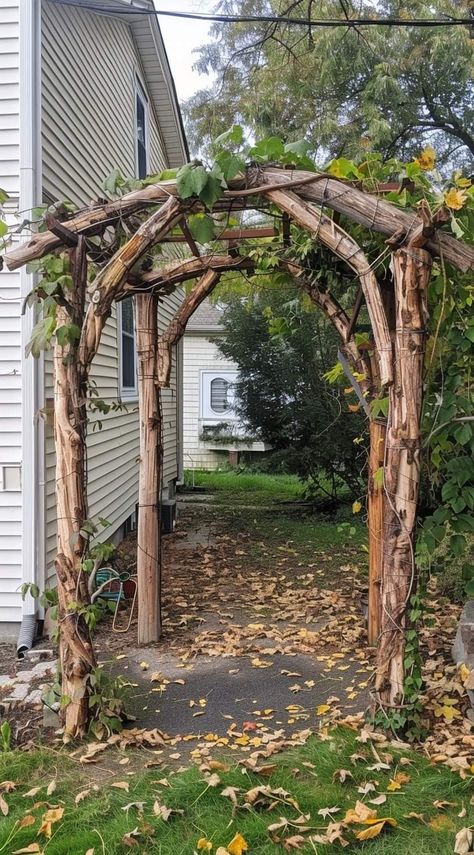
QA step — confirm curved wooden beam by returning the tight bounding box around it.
[266,188,393,387]
[5,168,473,273]
[157,269,221,387]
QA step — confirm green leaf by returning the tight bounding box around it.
[465,326,474,343]
[176,163,209,199]
[327,157,362,179]
[465,578,474,597]
[56,323,81,347]
[248,136,285,162]
[0,188,9,204]
[187,213,216,244]
[0,219,7,237]
[214,150,245,182]
[143,168,178,185]
[284,139,311,157]
[26,315,56,358]
[198,174,223,211]
[214,124,244,147]
[373,466,384,489]
[451,533,467,556]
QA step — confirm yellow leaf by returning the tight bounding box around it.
[429,814,455,832]
[316,704,331,715]
[344,801,377,824]
[444,188,467,210]
[387,771,410,791]
[352,501,362,514]
[414,146,436,171]
[433,703,460,722]
[37,806,64,839]
[227,832,248,855]
[18,815,36,829]
[355,821,385,840]
[197,839,213,852]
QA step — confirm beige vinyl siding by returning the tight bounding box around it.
[41,1,181,584]
[183,336,239,470]
[0,2,22,623]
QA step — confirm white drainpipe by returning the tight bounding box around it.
[17,0,43,654]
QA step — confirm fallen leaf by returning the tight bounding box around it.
[318,806,340,819]
[46,780,56,797]
[12,846,42,854]
[197,839,213,852]
[23,787,41,798]
[37,806,64,839]
[0,793,8,816]
[428,814,455,832]
[387,771,411,791]
[111,782,129,792]
[369,794,387,806]
[227,832,248,855]
[355,817,396,840]
[316,704,331,715]
[454,827,473,854]
[18,816,36,829]
[344,801,377,824]
[334,769,353,783]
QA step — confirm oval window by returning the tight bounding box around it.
[210,378,230,413]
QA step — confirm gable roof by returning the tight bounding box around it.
[186,299,226,333]
[51,0,189,167]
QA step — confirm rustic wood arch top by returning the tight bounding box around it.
[4,163,472,736]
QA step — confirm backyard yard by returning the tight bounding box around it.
[1,473,472,854]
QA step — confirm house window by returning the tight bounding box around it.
[210,378,231,413]
[119,298,137,397]
[201,370,238,421]
[135,81,148,179]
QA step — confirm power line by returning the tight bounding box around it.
[48,0,473,29]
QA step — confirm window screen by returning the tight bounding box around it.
[120,297,136,394]
[210,378,231,413]
[136,87,147,179]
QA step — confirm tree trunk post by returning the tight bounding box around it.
[376,247,431,706]
[54,239,96,738]
[135,294,162,644]
[367,418,386,645]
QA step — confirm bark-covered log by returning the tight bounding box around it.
[157,270,221,387]
[5,168,473,273]
[376,247,431,705]
[135,294,162,643]
[267,189,393,386]
[368,418,386,646]
[53,243,96,737]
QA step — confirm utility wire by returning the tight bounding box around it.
[48,0,473,28]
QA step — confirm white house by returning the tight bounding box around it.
[0,0,188,640]
[183,299,270,470]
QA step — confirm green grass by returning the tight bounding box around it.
[1,730,472,854]
[184,468,305,504]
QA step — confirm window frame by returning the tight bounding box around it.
[117,298,138,400]
[135,76,149,180]
[200,370,239,421]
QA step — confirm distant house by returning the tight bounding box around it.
[0,0,188,638]
[183,300,270,470]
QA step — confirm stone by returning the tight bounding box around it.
[0,675,13,688]
[25,688,43,706]
[4,683,29,703]
[452,601,474,710]
[15,669,35,683]
[32,660,56,677]
[43,705,60,728]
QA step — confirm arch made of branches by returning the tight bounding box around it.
[5,166,473,736]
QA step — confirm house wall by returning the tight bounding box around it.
[183,335,239,470]
[0,3,23,625]
[41,1,181,584]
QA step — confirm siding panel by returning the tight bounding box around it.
[41,2,182,583]
[0,1,21,623]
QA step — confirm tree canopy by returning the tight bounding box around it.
[185,0,474,169]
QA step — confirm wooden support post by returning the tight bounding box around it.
[54,238,96,738]
[376,247,431,706]
[367,418,386,645]
[135,293,162,644]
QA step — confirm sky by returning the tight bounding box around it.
[154,1,216,102]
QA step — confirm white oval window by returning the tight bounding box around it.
[210,377,231,413]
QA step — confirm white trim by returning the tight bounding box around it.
[19,0,43,615]
[134,74,149,179]
[117,299,138,400]
[200,369,238,421]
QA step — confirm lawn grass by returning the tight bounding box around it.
[1,729,471,854]
[183,468,306,504]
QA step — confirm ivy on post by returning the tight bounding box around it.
[53,236,97,738]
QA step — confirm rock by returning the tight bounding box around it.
[453,601,474,709]
[15,670,35,683]
[25,688,43,706]
[4,683,29,703]
[0,675,13,688]
[32,660,56,677]
[43,705,60,728]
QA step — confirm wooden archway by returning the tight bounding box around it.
[5,166,473,736]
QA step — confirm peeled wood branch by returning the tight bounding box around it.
[5,168,473,273]
[121,254,254,299]
[266,188,393,387]
[157,269,221,387]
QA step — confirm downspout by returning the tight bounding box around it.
[17,0,42,657]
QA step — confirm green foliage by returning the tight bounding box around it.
[87,667,131,739]
[216,285,365,498]
[0,722,11,753]
[185,0,474,171]
[187,212,216,244]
